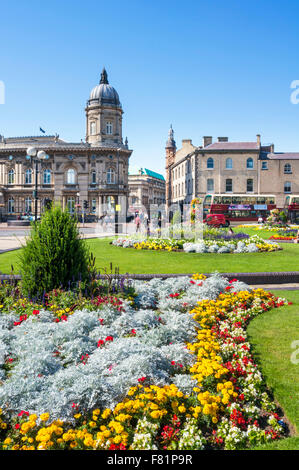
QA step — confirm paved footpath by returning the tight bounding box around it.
[0,223,119,252]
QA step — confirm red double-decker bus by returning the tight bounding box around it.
[203,194,276,222]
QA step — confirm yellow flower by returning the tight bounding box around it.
[40,413,50,422]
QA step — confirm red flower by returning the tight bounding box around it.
[18,410,29,417]
[15,423,20,430]
[97,339,105,347]
[131,329,136,336]
[32,310,39,315]
[105,336,113,342]
[138,376,146,383]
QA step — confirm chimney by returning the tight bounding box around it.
[217,137,228,142]
[182,139,192,147]
[203,136,212,147]
[257,134,261,147]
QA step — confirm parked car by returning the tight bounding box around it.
[203,214,230,228]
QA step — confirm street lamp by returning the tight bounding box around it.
[26,147,49,222]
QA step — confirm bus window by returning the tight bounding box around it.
[257,197,266,204]
[203,195,212,205]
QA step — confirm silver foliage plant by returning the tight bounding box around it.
[0,273,247,422]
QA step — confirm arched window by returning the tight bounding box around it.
[284,181,292,193]
[247,178,253,192]
[67,168,76,185]
[246,158,254,169]
[8,197,14,213]
[43,169,51,185]
[8,169,14,184]
[226,158,233,169]
[90,121,96,136]
[225,178,233,193]
[91,170,97,184]
[25,169,32,184]
[106,121,113,135]
[207,158,214,169]
[207,178,214,192]
[284,163,292,174]
[107,168,115,184]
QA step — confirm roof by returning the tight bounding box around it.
[129,167,165,181]
[267,152,299,160]
[204,141,259,151]
[144,168,165,181]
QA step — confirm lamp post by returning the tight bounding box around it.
[26,147,49,222]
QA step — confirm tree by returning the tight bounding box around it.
[19,204,90,296]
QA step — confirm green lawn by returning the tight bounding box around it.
[248,290,299,449]
[0,237,299,275]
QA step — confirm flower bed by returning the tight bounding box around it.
[0,273,290,450]
[112,235,281,254]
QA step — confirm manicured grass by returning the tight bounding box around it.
[0,238,299,275]
[248,290,299,449]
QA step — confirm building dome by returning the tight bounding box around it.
[88,68,121,108]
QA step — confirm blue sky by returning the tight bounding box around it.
[1,0,299,174]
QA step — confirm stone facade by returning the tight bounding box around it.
[128,168,166,215]
[0,69,132,220]
[166,129,299,210]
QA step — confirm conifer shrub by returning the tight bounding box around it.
[19,205,90,296]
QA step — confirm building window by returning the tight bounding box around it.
[43,169,51,185]
[225,158,233,169]
[91,170,97,184]
[107,168,115,184]
[246,158,254,169]
[284,163,292,174]
[261,161,268,170]
[67,197,75,214]
[25,169,32,184]
[106,121,113,135]
[8,197,14,213]
[247,178,253,192]
[225,178,233,192]
[90,121,96,135]
[25,197,32,214]
[284,181,292,193]
[207,158,214,169]
[8,169,14,184]
[207,178,214,192]
[67,168,76,185]
[91,199,96,213]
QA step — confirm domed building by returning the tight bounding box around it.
[86,68,124,147]
[0,68,132,227]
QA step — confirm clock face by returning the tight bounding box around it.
[68,155,74,160]
[8,155,13,161]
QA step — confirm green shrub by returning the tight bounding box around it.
[19,205,90,296]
